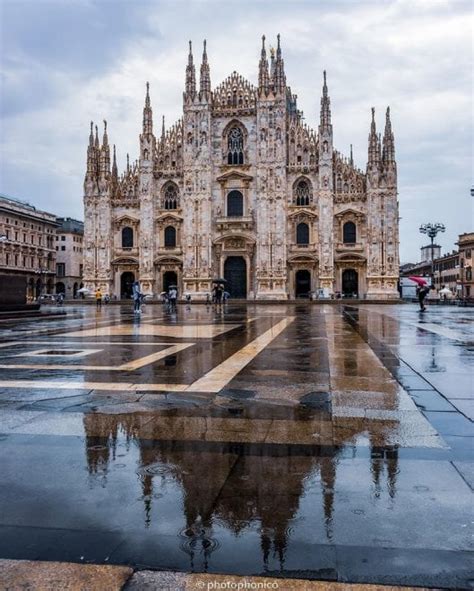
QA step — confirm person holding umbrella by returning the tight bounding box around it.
[212,278,226,308]
[409,276,430,312]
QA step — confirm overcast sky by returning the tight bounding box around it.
[0,0,472,263]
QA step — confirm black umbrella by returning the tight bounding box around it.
[212,278,227,284]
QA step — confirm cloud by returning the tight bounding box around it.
[0,0,472,262]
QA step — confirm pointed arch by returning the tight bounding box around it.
[293,177,312,206]
[222,119,248,165]
[161,181,180,210]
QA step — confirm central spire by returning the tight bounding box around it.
[142,81,153,136]
[320,71,331,129]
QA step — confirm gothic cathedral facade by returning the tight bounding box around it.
[83,37,399,300]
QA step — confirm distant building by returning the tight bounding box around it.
[400,231,474,300]
[420,244,441,262]
[55,217,84,298]
[433,251,460,292]
[458,232,474,299]
[0,194,58,301]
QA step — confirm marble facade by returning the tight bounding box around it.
[83,36,399,300]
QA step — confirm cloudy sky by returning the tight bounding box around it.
[0,0,472,262]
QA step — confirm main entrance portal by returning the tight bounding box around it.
[342,269,358,297]
[224,257,247,299]
[163,271,177,292]
[121,272,135,299]
[295,270,311,298]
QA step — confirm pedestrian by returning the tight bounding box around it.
[95,288,102,307]
[417,285,430,311]
[168,286,178,311]
[132,281,142,314]
[215,284,224,308]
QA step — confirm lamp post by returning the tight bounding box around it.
[419,223,445,285]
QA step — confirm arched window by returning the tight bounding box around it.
[162,183,179,210]
[296,222,309,245]
[227,127,244,165]
[343,221,356,244]
[164,226,176,248]
[122,226,133,248]
[294,180,311,206]
[227,190,244,217]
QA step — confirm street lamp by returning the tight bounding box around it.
[419,223,445,283]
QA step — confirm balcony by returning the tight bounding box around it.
[335,242,364,253]
[116,246,139,257]
[216,216,254,232]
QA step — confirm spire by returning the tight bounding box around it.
[94,124,99,149]
[161,115,166,141]
[89,121,94,147]
[142,81,153,136]
[350,144,354,167]
[86,121,97,179]
[272,33,286,94]
[320,70,331,129]
[99,120,110,176]
[112,144,118,180]
[126,153,130,174]
[185,40,196,97]
[199,39,211,98]
[382,106,395,164]
[368,107,379,165]
[258,34,270,95]
[102,119,108,146]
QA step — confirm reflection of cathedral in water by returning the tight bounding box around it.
[83,409,399,570]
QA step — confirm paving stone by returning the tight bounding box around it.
[0,559,132,591]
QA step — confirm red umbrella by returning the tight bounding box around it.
[408,276,428,287]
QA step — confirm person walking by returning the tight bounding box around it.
[417,285,430,311]
[132,281,142,314]
[168,286,178,311]
[95,288,102,308]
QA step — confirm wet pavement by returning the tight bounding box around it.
[0,303,472,589]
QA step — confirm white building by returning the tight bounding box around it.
[83,37,399,300]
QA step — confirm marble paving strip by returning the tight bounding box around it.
[0,340,179,348]
[187,317,296,393]
[0,380,189,392]
[61,323,242,339]
[0,343,194,371]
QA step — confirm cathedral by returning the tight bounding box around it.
[83,36,399,300]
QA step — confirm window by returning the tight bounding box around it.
[296,222,309,245]
[164,226,177,247]
[294,179,311,206]
[61,236,65,241]
[227,126,244,165]
[343,221,356,244]
[163,183,179,209]
[57,263,65,278]
[61,245,66,251]
[227,190,244,217]
[122,226,134,248]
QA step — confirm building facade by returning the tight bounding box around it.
[458,232,474,299]
[83,37,399,300]
[0,194,58,301]
[55,217,84,298]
